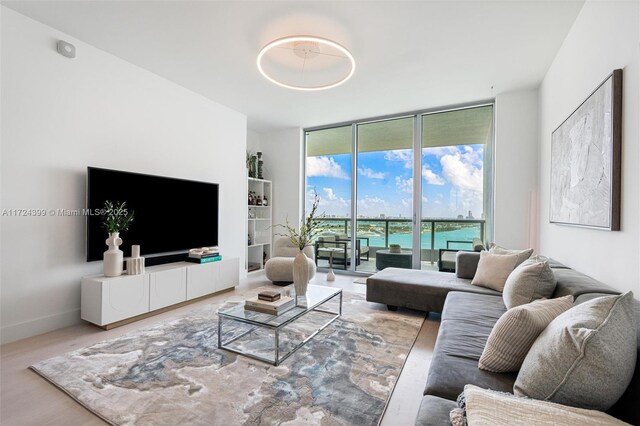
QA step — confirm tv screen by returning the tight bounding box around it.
[86,167,219,261]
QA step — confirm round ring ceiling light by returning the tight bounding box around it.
[257,36,355,91]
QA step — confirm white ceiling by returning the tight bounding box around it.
[3,1,584,132]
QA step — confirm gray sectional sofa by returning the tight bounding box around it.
[366,253,640,425]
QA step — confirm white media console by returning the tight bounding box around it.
[81,258,239,328]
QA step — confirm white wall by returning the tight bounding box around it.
[494,90,539,250]
[1,8,247,343]
[538,0,639,295]
[246,129,261,153]
[259,129,304,237]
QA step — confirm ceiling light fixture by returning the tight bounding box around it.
[257,35,355,91]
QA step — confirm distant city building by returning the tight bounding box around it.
[457,214,464,220]
[466,210,474,219]
[379,213,385,219]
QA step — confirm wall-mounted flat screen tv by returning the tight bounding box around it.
[86,167,219,261]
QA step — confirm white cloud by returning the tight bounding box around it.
[358,167,386,179]
[395,176,413,193]
[440,146,484,217]
[423,146,458,158]
[384,149,413,169]
[322,187,337,201]
[306,156,349,179]
[422,167,445,185]
[440,154,483,193]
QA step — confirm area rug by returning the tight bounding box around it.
[30,289,424,426]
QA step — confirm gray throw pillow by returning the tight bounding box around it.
[471,251,519,292]
[479,295,573,372]
[503,257,557,309]
[514,292,637,411]
[489,244,534,267]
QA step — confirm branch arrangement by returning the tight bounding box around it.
[275,192,322,250]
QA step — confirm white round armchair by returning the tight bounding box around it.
[264,237,316,284]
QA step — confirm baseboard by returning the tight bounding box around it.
[1,309,82,345]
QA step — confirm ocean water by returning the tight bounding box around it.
[362,228,480,250]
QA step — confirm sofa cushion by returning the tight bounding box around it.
[551,267,619,298]
[424,292,516,400]
[478,295,574,372]
[514,292,637,411]
[502,257,557,309]
[471,251,519,292]
[488,244,534,266]
[463,384,627,426]
[366,268,500,313]
[415,395,457,426]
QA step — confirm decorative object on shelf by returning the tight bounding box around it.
[100,200,134,277]
[250,154,258,179]
[262,195,268,206]
[104,233,124,277]
[263,251,268,264]
[257,151,264,179]
[246,150,256,178]
[275,192,321,299]
[550,69,622,231]
[126,245,145,275]
[389,244,401,254]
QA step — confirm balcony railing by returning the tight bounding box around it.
[312,217,485,262]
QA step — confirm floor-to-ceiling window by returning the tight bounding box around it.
[420,105,492,268]
[305,103,493,274]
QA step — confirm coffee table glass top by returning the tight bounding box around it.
[218,284,342,327]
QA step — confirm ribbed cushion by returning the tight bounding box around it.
[515,292,637,411]
[503,257,557,309]
[478,295,574,372]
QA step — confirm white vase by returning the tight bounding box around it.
[293,249,310,298]
[104,232,124,277]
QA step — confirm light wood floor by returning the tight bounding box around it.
[0,271,439,426]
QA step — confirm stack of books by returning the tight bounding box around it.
[245,292,294,315]
[187,246,222,264]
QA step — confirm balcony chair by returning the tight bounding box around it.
[264,237,316,285]
[437,238,485,272]
[314,233,371,269]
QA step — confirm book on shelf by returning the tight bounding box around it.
[186,255,222,264]
[244,296,294,315]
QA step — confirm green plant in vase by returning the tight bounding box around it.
[101,200,134,277]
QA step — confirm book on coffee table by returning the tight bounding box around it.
[258,290,281,302]
[244,296,294,315]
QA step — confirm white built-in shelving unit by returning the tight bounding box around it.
[246,177,272,274]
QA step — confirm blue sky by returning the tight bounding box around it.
[306,144,485,219]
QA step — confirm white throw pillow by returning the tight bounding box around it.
[461,384,627,426]
[471,251,519,292]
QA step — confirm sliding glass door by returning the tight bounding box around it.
[420,106,492,269]
[305,103,493,274]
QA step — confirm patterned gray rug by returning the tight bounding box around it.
[30,288,424,426]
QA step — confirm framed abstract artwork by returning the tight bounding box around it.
[550,69,622,230]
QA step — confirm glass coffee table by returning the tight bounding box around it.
[217,285,342,366]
